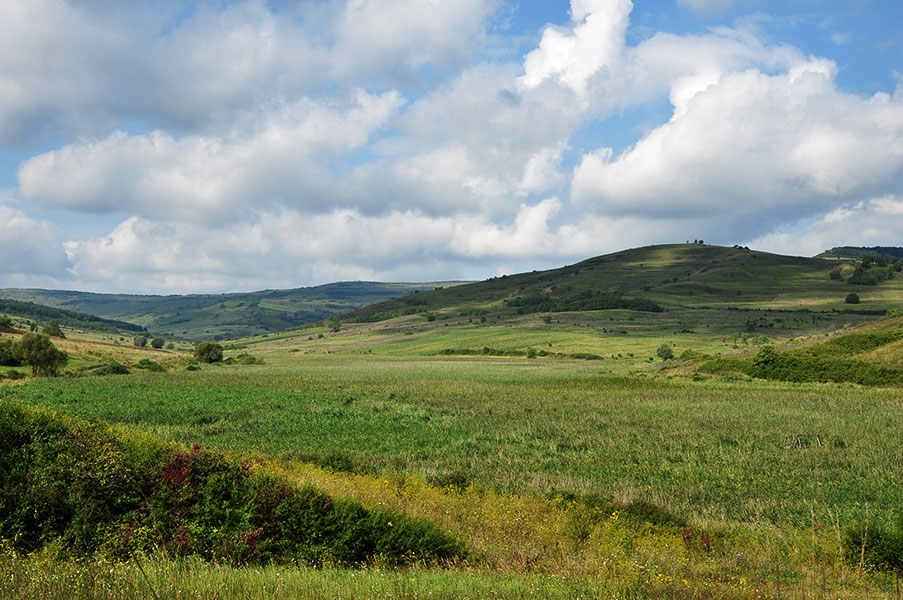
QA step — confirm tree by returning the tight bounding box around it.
[0,337,21,366]
[42,321,65,338]
[150,337,165,349]
[656,343,674,361]
[829,269,842,280]
[194,341,223,363]
[845,292,860,304]
[133,336,148,348]
[17,333,68,376]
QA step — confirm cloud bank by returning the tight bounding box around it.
[3,0,903,293]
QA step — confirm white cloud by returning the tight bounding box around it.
[0,195,70,278]
[749,197,903,257]
[571,60,903,241]
[0,0,498,143]
[62,201,660,293]
[18,91,404,220]
[520,0,632,101]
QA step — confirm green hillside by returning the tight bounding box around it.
[344,243,897,324]
[0,299,146,334]
[817,246,903,260]
[0,281,463,340]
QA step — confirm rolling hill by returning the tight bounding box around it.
[0,281,464,340]
[342,243,895,324]
[0,298,146,334]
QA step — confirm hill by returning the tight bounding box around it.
[0,281,464,340]
[343,243,890,324]
[0,298,146,334]
[817,246,903,260]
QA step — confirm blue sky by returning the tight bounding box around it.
[1,0,901,293]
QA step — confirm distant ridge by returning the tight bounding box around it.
[817,246,903,260]
[0,299,146,334]
[0,281,466,340]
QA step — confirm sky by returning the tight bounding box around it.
[1,0,902,294]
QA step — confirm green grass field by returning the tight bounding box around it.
[3,244,903,598]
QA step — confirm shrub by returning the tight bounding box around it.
[845,292,860,304]
[150,337,165,349]
[136,358,166,372]
[236,353,264,365]
[0,403,466,566]
[0,315,12,328]
[829,269,842,280]
[88,362,130,376]
[0,337,21,366]
[193,342,223,364]
[656,343,674,361]
[41,320,65,338]
[133,336,148,348]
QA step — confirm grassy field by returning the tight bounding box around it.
[2,244,903,598]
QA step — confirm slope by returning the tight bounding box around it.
[0,299,146,334]
[0,281,464,340]
[344,243,898,324]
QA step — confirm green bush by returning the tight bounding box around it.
[0,402,466,567]
[88,362,130,376]
[845,292,860,304]
[17,333,68,376]
[0,337,21,366]
[136,358,166,372]
[193,342,223,364]
[41,320,65,338]
[150,337,165,349]
[656,343,674,361]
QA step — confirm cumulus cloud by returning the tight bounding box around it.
[4,0,902,293]
[63,201,656,293]
[0,195,71,278]
[0,0,498,142]
[571,60,903,241]
[749,196,903,257]
[19,91,404,220]
[520,0,632,101]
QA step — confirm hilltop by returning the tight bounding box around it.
[817,246,903,260]
[0,281,463,340]
[343,243,887,323]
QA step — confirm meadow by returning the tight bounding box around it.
[2,244,902,598]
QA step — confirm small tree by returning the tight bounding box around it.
[42,321,65,338]
[17,333,68,376]
[194,341,223,363]
[133,336,148,348]
[150,337,165,349]
[656,343,674,361]
[845,292,860,304]
[829,269,842,280]
[0,337,21,366]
